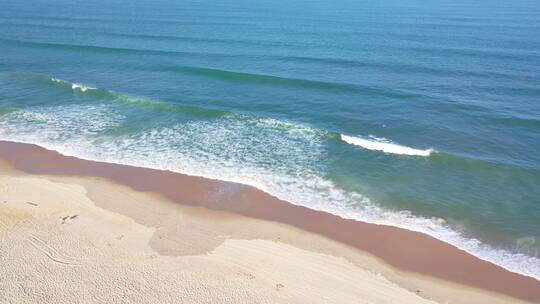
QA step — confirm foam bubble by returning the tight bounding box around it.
[0,104,124,141]
[341,134,434,156]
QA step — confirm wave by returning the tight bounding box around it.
[51,78,96,92]
[0,21,81,31]
[493,116,540,128]
[27,75,540,172]
[103,32,286,48]
[341,134,434,157]
[40,76,411,140]
[162,66,360,92]
[0,24,242,45]
[0,37,238,59]
[27,76,536,165]
[5,15,252,27]
[45,77,227,118]
[406,45,537,63]
[160,65,423,99]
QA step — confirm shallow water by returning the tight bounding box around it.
[1,0,539,278]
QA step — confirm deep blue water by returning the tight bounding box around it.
[1,0,539,278]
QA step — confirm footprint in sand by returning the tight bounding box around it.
[60,214,79,224]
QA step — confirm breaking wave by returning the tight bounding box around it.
[341,134,434,157]
[51,77,96,92]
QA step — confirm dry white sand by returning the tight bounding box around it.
[0,167,528,304]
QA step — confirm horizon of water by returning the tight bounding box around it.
[0,0,539,279]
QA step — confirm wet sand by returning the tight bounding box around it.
[1,140,539,303]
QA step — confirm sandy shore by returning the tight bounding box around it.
[0,140,539,303]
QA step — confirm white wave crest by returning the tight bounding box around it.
[51,77,96,92]
[341,134,434,156]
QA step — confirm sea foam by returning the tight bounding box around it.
[341,134,434,156]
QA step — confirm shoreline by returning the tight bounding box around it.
[1,140,539,303]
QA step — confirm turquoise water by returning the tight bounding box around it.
[1,0,539,278]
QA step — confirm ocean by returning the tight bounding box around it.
[1,0,539,279]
